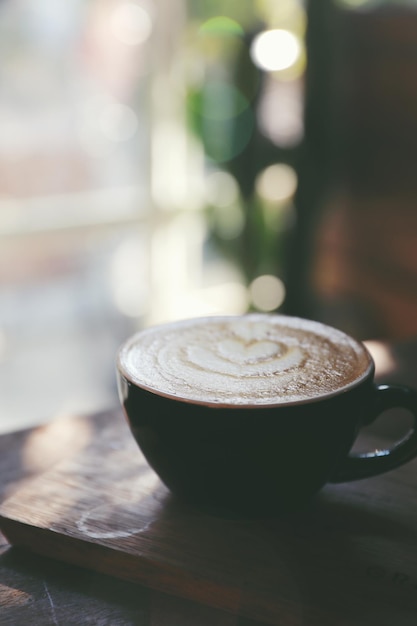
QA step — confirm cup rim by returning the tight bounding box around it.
[116,314,375,409]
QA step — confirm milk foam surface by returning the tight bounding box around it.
[119,315,372,406]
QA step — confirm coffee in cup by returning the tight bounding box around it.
[117,314,417,515]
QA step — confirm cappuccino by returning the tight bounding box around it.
[118,314,372,407]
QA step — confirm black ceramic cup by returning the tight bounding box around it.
[116,315,417,516]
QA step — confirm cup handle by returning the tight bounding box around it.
[329,384,417,483]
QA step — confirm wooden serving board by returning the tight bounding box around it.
[1,410,417,625]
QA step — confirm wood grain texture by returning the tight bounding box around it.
[1,410,417,625]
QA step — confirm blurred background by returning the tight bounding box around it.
[1,0,417,433]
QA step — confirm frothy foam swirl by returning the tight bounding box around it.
[118,315,372,406]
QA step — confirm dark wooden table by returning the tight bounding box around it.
[1,337,417,626]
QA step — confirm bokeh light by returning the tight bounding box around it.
[250,29,301,72]
[199,16,244,37]
[195,82,250,121]
[194,15,245,67]
[98,101,138,142]
[205,170,239,207]
[249,274,286,312]
[203,105,254,163]
[364,340,396,377]
[111,1,154,46]
[258,76,304,147]
[77,96,138,157]
[255,163,297,203]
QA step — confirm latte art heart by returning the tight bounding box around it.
[216,338,281,363]
[119,315,372,406]
[186,343,303,377]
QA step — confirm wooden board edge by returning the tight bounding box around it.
[0,515,264,622]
